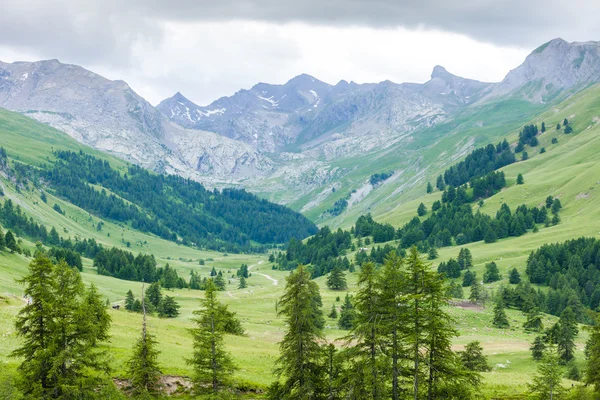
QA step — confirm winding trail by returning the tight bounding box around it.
[248,260,278,286]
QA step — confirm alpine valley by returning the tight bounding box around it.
[3,35,600,399]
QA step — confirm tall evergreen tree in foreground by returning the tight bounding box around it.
[128,286,162,394]
[378,252,408,400]
[11,255,111,398]
[188,280,236,395]
[344,261,385,399]
[272,265,325,399]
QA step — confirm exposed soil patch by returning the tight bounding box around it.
[576,192,590,200]
[450,300,484,312]
[113,375,193,396]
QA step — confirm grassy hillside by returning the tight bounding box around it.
[2,86,600,399]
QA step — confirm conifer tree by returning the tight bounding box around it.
[338,293,356,330]
[12,256,111,398]
[238,276,247,289]
[273,265,325,399]
[556,307,578,364]
[125,289,136,311]
[483,261,501,283]
[457,248,473,269]
[188,280,236,394]
[417,203,427,216]
[345,261,385,398]
[556,123,561,130]
[462,270,476,287]
[517,174,524,185]
[541,122,546,132]
[469,279,483,304]
[11,254,57,397]
[158,295,180,318]
[460,341,490,372]
[210,266,217,276]
[436,175,445,191]
[5,230,18,253]
[326,265,347,290]
[585,315,600,392]
[531,336,546,361]
[146,282,162,309]
[509,268,521,284]
[427,247,438,260]
[377,252,408,400]
[328,304,338,319]
[82,283,112,346]
[128,286,162,394]
[493,298,510,328]
[426,182,433,194]
[0,226,5,251]
[523,308,544,332]
[483,228,497,244]
[214,270,227,290]
[528,346,565,399]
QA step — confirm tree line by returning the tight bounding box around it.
[436,139,515,189]
[526,237,600,321]
[12,149,316,252]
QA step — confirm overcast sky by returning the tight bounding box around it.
[1,0,599,106]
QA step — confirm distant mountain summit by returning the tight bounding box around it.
[483,38,600,102]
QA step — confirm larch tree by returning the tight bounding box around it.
[188,280,236,394]
[12,256,111,398]
[273,265,325,399]
[378,252,409,400]
[128,285,162,394]
[344,261,386,399]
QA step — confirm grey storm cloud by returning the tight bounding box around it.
[127,0,600,46]
[1,0,599,61]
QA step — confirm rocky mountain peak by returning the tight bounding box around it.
[431,65,450,79]
[483,38,600,103]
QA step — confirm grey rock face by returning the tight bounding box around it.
[0,59,272,182]
[482,38,600,103]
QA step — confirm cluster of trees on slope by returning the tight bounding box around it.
[353,199,559,250]
[436,139,515,189]
[526,237,600,321]
[28,150,316,252]
[10,253,246,398]
[0,194,205,287]
[369,171,394,186]
[275,226,353,278]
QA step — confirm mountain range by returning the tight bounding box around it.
[1,38,600,224]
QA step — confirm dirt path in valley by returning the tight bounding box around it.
[248,260,278,286]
